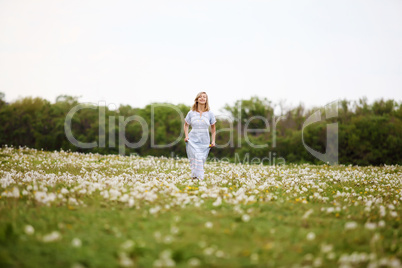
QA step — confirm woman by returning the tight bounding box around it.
[184,92,216,180]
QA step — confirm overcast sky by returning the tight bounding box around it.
[0,0,401,113]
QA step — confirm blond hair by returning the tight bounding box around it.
[191,92,210,112]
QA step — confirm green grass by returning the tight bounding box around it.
[0,147,401,267]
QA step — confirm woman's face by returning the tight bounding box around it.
[198,93,207,104]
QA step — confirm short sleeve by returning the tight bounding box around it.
[209,111,216,125]
[185,111,191,124]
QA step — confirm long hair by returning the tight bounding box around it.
[191,92,210,112]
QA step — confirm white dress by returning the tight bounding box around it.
[185,110,216,180]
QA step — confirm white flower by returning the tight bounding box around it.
[205,222,213,228]
[71,263,86,268]
[313,257,322,267]
[345,221,358,230]
[60,188,69,194]
[326,207,335,213]
[327,252,336,260]
[68,197,78,205]
[164,235,173,244]
[153,260,163,267]
[304,253,314,261]
[72,238,82,247]
[160,249,172,260]
[149,206,160,215]
[203,247,214,255]
[212,197,222,207]
[120,240,135,251]
[365,222,377,230]
[216,250,225,258]
[188,257,201,267]
[241,214,251,222]
[390,211,398,217]
[119,194,129,202]
[42,231,61,242]
[302,209,314,219]
[153,231,162,242]
[154,250,175,267]
[320,243,333,253]
[24,225,35,235]
[170,226,179,234]
[306,232,316,241]
[11,187,20,198]
[250,253,259,262]
[118,252,134,267]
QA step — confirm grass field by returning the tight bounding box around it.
[0,146,401,268]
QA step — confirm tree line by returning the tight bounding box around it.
[0,93,401,165]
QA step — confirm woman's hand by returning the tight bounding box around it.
[184,123,189,143]
[210,142,215,148]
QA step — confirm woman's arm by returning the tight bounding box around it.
[210,124,216,147]
[184,122,190,142]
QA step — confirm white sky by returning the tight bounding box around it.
[0,0,401,113]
